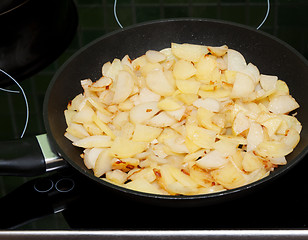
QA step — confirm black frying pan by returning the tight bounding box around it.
[1,19,308,207]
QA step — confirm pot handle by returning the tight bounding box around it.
[0,134,67,176]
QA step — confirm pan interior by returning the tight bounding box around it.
[44,19,308,203]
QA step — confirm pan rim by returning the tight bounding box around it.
[43,17,308,204]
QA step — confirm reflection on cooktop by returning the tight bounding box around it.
[0,152,307,230]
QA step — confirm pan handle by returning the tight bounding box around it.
[0,134,67,176]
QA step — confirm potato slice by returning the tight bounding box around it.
[255,141,292,158]
[176,79,201,94]
[113,70,134,104]
[145,50,166,63]
[227,49,247,72]
[72,105,94,124]
[146,112,176,127]
[171,43,208,62]
[64,109,76,126]
[247,122,264,152]
[196,55,220,83]
[125,178,165,195]
[268,95,299,114]
[146,69,175,96]
[186,124,216,149]
[262,117,282,137]
[94,149,112,177]
[66,123,90,139]
[138,87,161,103]
[196,150,229,169]
[198,87,231,99]
[211,162,246,189]
[196,107,221,133]
[157,97,182,111]
[193,98,220,112]
[231,72,255,98]
[132,124,162,142]
[207,45,228,57]
[83,147,104,169]
[110,137,148,158]
[105,170,128,184]
[260,74,278,91]
[242,152,264,172]
[73,135,112,148]
[93,114,116,140]
[129,101,160,124]
[173,60,197,80]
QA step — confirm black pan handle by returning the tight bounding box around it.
[0,134,67,176]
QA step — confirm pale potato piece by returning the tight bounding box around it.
[66,123,90,139]
[198,87,231,99]
[125,177,165,195]
[145,50,166,63]
[270,156,287,165]
[104,58,123,80]
[72,105,94,124]
[240,63,260,84]
[110,137,148,158]
[113,70,134,104]
[164,135,189,154]
[173,60,197,80]
[282,128,300,149]
[213,139,237,157]
[207,45,228,57]
[262,117,282,137]
[255,141,293,158]
[73,135,112,148]
[132,124,162,142]
[268,95,299,114]
[211,162,246,189]
[129,101,160,124]
[94,149,112,177]
[138,87,161,103]
[242,152,264,172]
[93,114,116,140]
[193,98,220,112]
[157,97,182,111]
[232,112,250,135]
[106,170,128,184]
[247,122,264,152]
[196,150,229,169]
[165,106,186,121]
[83,148,102,169]
[83,122,103,136]
[186,124,216,149]
[64,109,76,126]
[196,108,221,133]
[176,79,201,94]
[231,72,255,98]
[260,74,278,91]
[146,112,176,127]
[88,76,112,92]
[171,43,208,62]
[227,49,247,72]
[146,69,175,96]
[195,55,219,83]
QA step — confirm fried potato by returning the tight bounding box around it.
[64,42,301,195]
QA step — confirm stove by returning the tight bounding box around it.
[0,0,307,237]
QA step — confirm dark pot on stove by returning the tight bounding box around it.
[0,0,78,86]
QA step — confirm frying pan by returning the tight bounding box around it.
[1,19,307,207]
